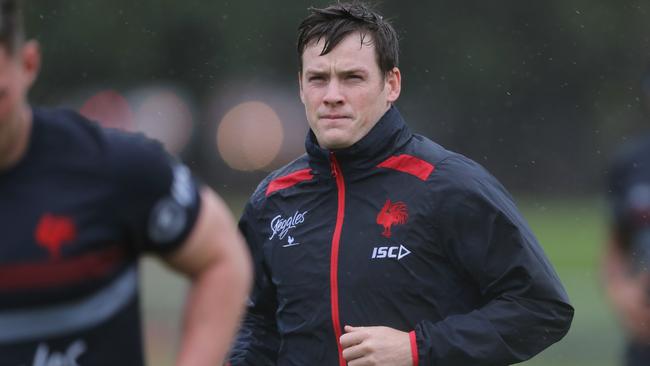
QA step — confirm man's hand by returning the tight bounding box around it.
[607,269,650,340]
[339,325,413,366]
[603,240,650,341]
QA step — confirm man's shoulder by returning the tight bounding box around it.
[247,154,312,206]
[33,107,106,154]
[400,133,450,164]
[400,135,522,224]
[400,134,509,204]
[404,134,491,183]
[612,134,650,168]
[33,107,162,159]
[608,133,650,205]
[33,107,172,183]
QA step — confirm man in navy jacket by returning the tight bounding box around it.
[602,65,650,366]
[229,2,573,365]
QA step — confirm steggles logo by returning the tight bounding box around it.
[269,211,308,240]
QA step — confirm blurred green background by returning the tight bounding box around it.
[23,0,650,364]
[25,0,650,194]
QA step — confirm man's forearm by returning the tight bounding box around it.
[414,296,573,365]
[176,258,251,366]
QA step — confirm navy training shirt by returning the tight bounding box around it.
[0,108,201,365]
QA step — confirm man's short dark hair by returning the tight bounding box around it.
[0,0,23,54]
[297,2,399,76]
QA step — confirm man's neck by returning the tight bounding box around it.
[0,105,33,172]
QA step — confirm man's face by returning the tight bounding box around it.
[299,32,401,150]
[0,42,39,125]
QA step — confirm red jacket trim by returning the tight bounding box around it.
[266,168,314,196]
[329,154,347,366]
[377,154,435,181]
[409,330,419,366]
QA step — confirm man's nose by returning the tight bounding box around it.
[323,79,344,105]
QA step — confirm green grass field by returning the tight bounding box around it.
[517,197,621,366]
[140,196,624,365]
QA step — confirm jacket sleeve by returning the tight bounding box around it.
[228,202,280,366]
[415,164,574,365]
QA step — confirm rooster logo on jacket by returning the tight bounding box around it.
[376,199,408,238]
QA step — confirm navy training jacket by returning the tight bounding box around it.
[230,106,574,365]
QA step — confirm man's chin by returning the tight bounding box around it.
[319,136,355,150]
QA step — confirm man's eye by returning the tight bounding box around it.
[347,75,362,80]
[309,76,324,82]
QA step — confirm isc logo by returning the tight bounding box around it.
[371,245,411,260]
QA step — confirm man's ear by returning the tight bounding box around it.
[298,71,306,104]
[21,40,41,87]
[385,67,401,103]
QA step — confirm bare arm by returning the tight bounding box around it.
[165,188,253,366]
[602,238,650,341]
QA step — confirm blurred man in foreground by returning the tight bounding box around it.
[603,64,650,366]
[229,2,573,365]
[0,1,251,365]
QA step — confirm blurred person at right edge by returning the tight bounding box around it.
[604,64,650,366]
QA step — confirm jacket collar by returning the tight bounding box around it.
[305,105,412,176]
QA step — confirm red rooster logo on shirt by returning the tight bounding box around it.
[376,199,409,238]
[35,214,77,259]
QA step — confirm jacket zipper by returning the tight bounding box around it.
[329,152,346,366]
